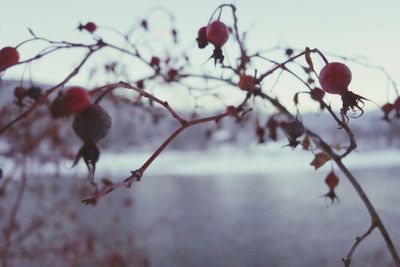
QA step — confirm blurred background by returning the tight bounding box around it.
[1,0,400,266]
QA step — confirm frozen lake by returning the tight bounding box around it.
[126,168,400,267]
[1,147,400,267]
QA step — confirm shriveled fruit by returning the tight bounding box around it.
[72,104,111,144]
[319,62,352,95]
[72,104,112,181]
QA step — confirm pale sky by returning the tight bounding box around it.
[1,0,399,112]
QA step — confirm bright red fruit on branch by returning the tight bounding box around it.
[79,22,97,33]
[323,171,340,203]
[0,47,20,71]
[238,75,255,92]
[165,68,179,82]
[206,21,229,48]
[319,62,352,95]
[150,56,161,69]
[196,26,209,49]
[63,86,92,113]
[325,171,339,190]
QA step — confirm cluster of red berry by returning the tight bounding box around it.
[196,21,230,64]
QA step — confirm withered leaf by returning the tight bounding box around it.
[310,152,331,170]
[305,47,314,71]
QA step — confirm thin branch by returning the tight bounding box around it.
[342,222,377,267]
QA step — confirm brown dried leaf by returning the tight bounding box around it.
[305,47,314,71]
[310,152,331,170]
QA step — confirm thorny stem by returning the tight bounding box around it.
[336,160,400,266]
[83,109,231,204]
[342,216,376,266]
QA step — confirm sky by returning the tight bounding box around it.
[1,0,400,112]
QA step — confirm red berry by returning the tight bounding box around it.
[0,47,19,71]
[382,103,394,121]
[79,22,97,33]
[382,103,394,113]
[196,26,208,49]
[238,75,255,92]
[166,68,178,82]
[325,171,339,190]
[206,21,229,48]
[319,62,352,95]
[63,86,92,113]
[150,56,160,68]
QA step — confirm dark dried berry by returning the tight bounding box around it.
[26,87,42,100]
[73,104,111,144]
[14,86,27,100]
[72,104,111,181]
[283,118,304,148]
